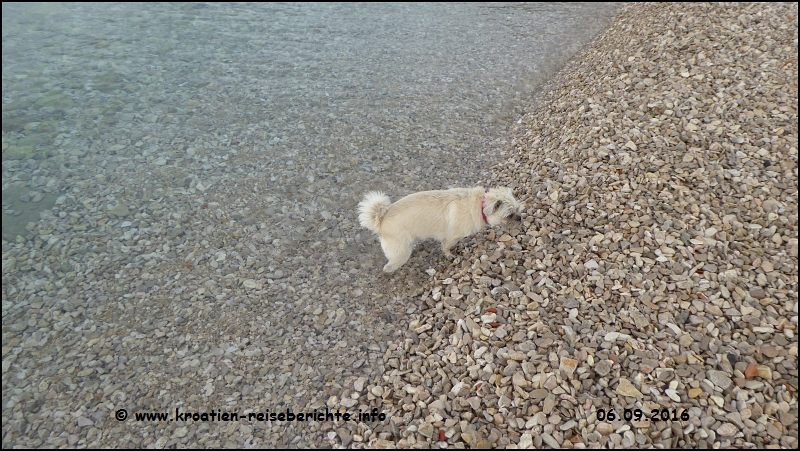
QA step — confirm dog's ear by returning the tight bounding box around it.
[487,199,500,214]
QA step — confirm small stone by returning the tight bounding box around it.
[543,394,556,414]
[749,286,767,299]
[761,346,780,358]
[414,323,432,334]
[595,360,612,376]
[559,356,578,377]
[756,365,773,380]
[337,429,352,447]
[428,399,446,411]
[779,411,796,427]
[76,417,94,427]
[597,423,614,436]
[560,419,577,431]
[518,433,533,449]
[513,371,527,388]
[767,423,782,439]
[616,378,643,398]
[665,389,680,402]
[531,388,549,400]
[543,375,558,391]
[354,377,367,392]
[461,433,476,447]
[462,432,487,448]
[465,317,482,339]
[706,370,732,390]
[540,433,560,448]
[494,325,507,339]
[744,363,758,379]
[765,402,780,416]
[688,388,703,398]
[108,203,130,218]
[716,423,738,437]
[418,422,434,438]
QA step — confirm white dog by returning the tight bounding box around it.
[358,187,523,273]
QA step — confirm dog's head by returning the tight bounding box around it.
[483,187,523,226]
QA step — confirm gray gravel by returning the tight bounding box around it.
[380,2,797,449]
[3,2,797,449]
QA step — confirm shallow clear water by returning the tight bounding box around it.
[2,2,620,240]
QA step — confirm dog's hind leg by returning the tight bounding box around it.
[381,238,412,273]
[441,237,458,259]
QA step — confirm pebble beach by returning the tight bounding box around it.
[2,2,798,449]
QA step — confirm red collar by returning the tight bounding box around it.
[481,188,489,223]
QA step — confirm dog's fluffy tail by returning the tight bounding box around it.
[358,191,391,234]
